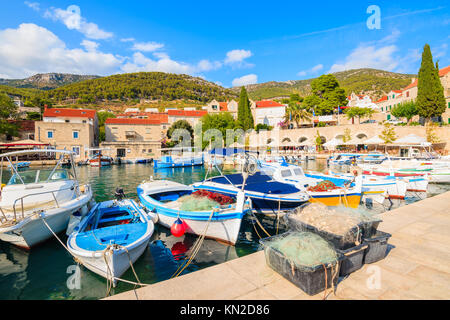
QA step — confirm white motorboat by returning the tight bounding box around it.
[0,150,93,249]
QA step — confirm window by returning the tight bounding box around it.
[406,91,409,98]
[142,149,146,153]
[47,131,54,139]
[148,149,152,153]
[117,149,126,157]
[73,131,79,139]
[293,168,303,176]
[72,146,80,156]
[281,170,292,177]
[82,120,87,123]
[212,105,218,110]
[448,102,450,109]
[65,120,70,123]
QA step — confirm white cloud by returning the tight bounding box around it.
[232,74,258,87]
[329,44,398,73]
[0,23,122,78]
[297,64,323,77]
[25,1,40,11]
[121,52,221,75]
[120,38,135,42]
[81,40,99,52]
[132,41,164,52]
[45,5,113,40]
[224,49,254,68]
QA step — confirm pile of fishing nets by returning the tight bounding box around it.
[307,180,341,192]
[192,190,234,205]
[262,232,338,268]
[288,203,381,246]
[178,191,234,211]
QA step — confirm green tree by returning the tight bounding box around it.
[237,87,254,130]
[97,111,116,142]
[379,123,397,144]
[255,123,273,133]
[343,128,351,143]
[416,44,446,122]
[315,130,324,151]
[344,107,375,124]
[303,74,348,115]
[0,94,19,137]
[284,103,312,128]
[201,112,237,149]
[391,101,418,124]
[167,120,194,140]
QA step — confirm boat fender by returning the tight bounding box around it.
[171,218,186,237]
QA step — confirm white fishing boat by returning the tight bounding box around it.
[67,197,154,285]
[138,180,251,245]
[0,150,93,249]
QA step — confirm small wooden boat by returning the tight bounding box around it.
[138,180,251,245]
[88,154,113,167]
[67,199,154,284]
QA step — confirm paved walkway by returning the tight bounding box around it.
[106,191,450,300]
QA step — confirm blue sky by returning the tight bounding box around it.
[0,0,448,87]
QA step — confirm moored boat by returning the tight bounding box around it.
[0,150,93,249]
[138,180,251,245]
[67,197,154,285]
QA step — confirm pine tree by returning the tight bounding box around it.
[416,44,446,123]
[237,87,254,130]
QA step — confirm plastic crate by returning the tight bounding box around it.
[336,243,368,276]
[363,230,392,264]
[284,211,381,250]
[260,232,343,296]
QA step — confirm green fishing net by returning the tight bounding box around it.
[262,232,338,269]
[178,195,220,211]
[291,202,381,236]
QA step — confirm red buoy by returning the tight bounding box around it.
[171,218,186,237]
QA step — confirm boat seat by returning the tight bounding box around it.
[98,215,133,224]
[100,233,129,245]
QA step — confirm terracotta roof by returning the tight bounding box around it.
[393,90,403,93]
[403,79,418,90]
[106,118,161,125]
[375,96,388,103]
[43,107,96,119]
[439,65,450,77]
[219,102,228,111]
[168,110,207,117]
[117,112,169,123]
[255,100,285,108]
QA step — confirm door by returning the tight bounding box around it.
[117,149,126,157]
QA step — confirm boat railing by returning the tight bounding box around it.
[0,184,84,225]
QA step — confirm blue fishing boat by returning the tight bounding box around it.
[153,155,204,169]
[67,194,155,285]
[7,161,30,169]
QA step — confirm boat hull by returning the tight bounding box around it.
[308,192,362,208]
[0,189,93,249]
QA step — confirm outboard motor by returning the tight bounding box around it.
[115,188,126,201]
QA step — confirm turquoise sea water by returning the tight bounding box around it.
[0,160,448,300]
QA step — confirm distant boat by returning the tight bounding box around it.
[67,198,155,285]
[7,162,30,169]
[153,155,203,169]
[88,155,113,167]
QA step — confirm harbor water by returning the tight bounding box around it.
[0,160,449,300]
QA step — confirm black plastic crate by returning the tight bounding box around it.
[363,230,392,264]
[336,243,368,276]
[260,232,343,296]
[284,210,381,250]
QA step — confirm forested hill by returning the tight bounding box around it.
[239,68,416,100]
[42,72,238,104]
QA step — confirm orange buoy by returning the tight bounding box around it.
[171,218,186,237]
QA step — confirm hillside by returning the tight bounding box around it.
[41,72,238,104]
[238,68,416,100]
[0,73,100,90]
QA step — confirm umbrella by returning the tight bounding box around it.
[364,136,385,145]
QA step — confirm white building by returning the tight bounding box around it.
[347,92,379,110]
[253,100,286,127]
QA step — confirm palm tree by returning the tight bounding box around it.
[284,103,312,128]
